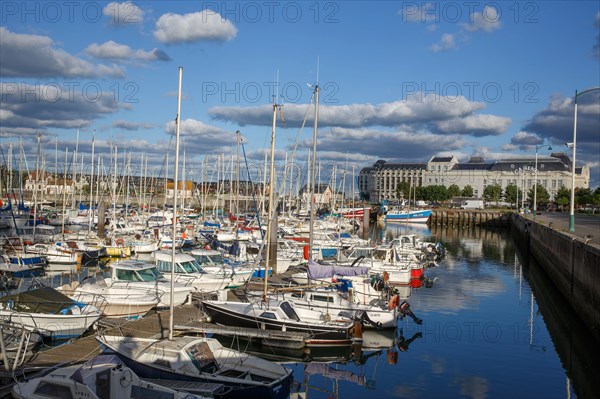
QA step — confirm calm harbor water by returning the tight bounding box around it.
[284,223,600,399]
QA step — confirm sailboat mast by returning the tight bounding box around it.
[87,130,95,236]
[263,101,279,302]
[308,84,319,260]
[169,66,183,340]
[61,146,68,238]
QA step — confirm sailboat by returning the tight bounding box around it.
[202,78,359,345]
[95,68,294,399]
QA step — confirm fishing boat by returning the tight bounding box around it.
[12,354,218,399]
[384,208,432,223]
[97,335,293,399]
[0,287,102,340]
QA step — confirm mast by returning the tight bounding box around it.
[61,146,68,238]
[263,97,280,302]
[87,130,95,236]
[32,132,41,241]
[169,66,183,340]
[308,83,319,260]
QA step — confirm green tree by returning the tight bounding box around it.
[594,187,600,206]
[461,185,474,197]
[415,185,448,203]
[504,184,521,208]
[447,184,461,199]
[396,181,412,201]
[575,187,593,207]
[527,184,550,210]
[555,186,571,211]
[483,184,503,203]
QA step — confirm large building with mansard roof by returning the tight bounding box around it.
[358,153,589,203]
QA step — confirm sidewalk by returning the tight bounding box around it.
[529,213,600,247]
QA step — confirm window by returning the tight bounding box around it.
[34,382,74,399]
[280,301,300,321]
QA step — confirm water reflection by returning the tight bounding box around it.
[293,329,421,398]
[523,252,600,399]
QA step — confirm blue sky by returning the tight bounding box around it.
[1,1,599,192]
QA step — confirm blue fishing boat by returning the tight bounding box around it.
[384,208,432,223]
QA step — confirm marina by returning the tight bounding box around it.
[1,215,598,398]
[0,4,598,398]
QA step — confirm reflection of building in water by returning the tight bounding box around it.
[429,225,513,264]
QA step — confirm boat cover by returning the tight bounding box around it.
[307,260,368,279]
[0,287,79,313]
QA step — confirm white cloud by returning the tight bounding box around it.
[112,120,155,131]
[86,41,171,62]
[0,82,122,130]
[164,118,229,137]
[463,5,502,32]
[431,33,457,52]
[103,2,144,25]
[154,10,238,44]
[509,131,543,146]
[435,114,511,136]
[210,93,485,128]
[0,27,124,78]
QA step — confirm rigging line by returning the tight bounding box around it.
[285,92,316,186]
[240,138,264,239]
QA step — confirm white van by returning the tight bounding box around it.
[461,199,484,210]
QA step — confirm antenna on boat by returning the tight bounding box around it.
[169,66,183,341]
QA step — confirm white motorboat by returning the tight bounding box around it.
[107,260,192,308]
[152,250,234,293]
[59,276,161,319]
[189,248,254,287]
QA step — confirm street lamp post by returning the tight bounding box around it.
[570,87,600,232]
[533,143,552,218]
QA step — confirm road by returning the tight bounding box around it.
[530,212,600,246]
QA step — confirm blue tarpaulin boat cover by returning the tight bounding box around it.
[307,259,368,279]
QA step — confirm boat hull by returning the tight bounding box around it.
[385,209,432,223]
[0,308,101,339]
[202,301,353,345]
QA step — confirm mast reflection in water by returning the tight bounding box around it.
[283,224,597,398]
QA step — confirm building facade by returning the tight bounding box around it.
[359,153,590,203]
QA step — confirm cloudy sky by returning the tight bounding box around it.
[1,1,599,191]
